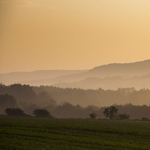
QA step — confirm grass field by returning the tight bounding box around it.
[0,117,150,150]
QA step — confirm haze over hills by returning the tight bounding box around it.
[0,59,150,89]
[53,74,150,90]
[0,70,86,85]
[89,59,150,77]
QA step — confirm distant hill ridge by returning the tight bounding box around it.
[89,59,150,76]
[0,70,86,85]
[0,59,150,88]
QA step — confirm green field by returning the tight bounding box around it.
[0,117,150,150]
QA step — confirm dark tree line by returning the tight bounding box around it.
[5,107,27,117]
[1,84,150,119]
[32,86,150,107]
[0,84,56,114]
[4,107,53,118]
[0,83,38,114]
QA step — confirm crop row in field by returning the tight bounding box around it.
[0,117,150,150]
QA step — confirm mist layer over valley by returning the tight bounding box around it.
[0,59,150,119]
[1,59,150,90]
[0,84,150,119]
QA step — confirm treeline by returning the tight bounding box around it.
[0,84,38,114]
[33,85,150,106]
[4,107,53,118]
[0,84,150,119]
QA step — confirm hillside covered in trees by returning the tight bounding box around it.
[33,86,150,107]
[0,84,150,119]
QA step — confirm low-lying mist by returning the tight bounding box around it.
[1,59,150,90]
[0,83,150,119]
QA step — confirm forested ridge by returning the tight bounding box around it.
[0,84,150,119]
[33,85,150,106]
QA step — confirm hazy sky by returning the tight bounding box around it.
[1,0,150,73]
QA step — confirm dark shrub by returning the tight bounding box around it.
[89,111,98,119]
[5,107,27,117]
[118,113,130,120]
[32,109,53,118]
[141,117,149,121]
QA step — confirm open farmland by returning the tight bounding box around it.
[0,117,150,150]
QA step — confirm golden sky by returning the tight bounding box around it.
[1,0,150,73]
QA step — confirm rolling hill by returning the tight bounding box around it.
[1,59,150,89]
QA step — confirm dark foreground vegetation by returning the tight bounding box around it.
[0,117,150,150]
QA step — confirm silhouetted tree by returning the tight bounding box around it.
[5,107,27,117]
[103,106,118,120]
[89,111,98,119]
[32,109,53,118]
[141,117,149,121]
[118,113,130,120]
